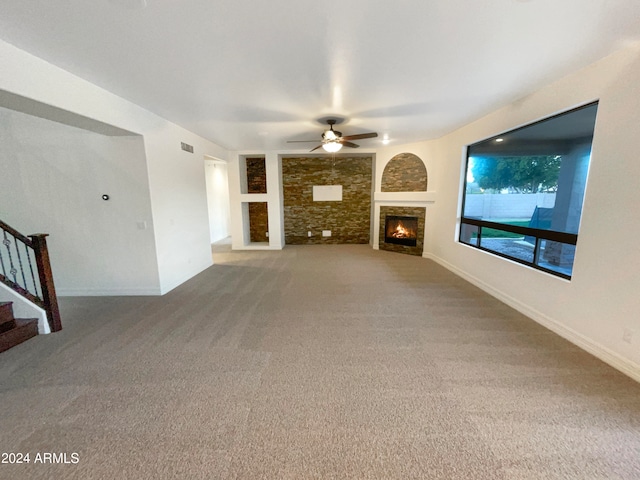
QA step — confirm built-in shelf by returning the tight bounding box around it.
[242,156,267,194]
[241,242,280,250]
[239,193,269,202]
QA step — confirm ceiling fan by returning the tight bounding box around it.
[287,119,378,153]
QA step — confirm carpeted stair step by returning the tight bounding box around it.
[0,302,17,333]
[0,318,39,353]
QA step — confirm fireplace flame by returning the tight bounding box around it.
[392,221,411,238]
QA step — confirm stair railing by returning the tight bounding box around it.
[0,220,62,332]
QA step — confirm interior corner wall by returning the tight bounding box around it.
[0,106,159,295]
[421,45,640,380]
[0,39,229,295]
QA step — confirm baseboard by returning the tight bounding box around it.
[57,287,162,296]
[231,244,284,251]
[423,252,640,384]
[58,260,214,297]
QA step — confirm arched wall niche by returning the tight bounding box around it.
[381,153,428,192]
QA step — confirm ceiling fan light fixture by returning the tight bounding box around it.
[322,141,342,153]
[322,129,338,141]
[286,118,376,153]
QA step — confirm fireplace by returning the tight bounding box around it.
[384,215,418,247]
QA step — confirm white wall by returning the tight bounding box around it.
[204,159,231,243]
[0,106,158,295]
[0,39,229,295]
[422,45,640,380]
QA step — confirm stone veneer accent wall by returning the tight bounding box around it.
[249,202,269,242]
[381,153,427,192]
[283,157,372,244]
[379,206,425,256]
[246,157,267,193]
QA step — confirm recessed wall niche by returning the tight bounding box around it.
[381,153,427,192]
[248,202,269,242]
[240,156,267,194]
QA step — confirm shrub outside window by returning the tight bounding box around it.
[459,102,598,279]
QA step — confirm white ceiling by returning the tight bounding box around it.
[1,0,639,151]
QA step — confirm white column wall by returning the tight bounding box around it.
[204,159,231,244]
[265,152,285,249]
[227,152,245,249]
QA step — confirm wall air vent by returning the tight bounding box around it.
[181,142,194,153]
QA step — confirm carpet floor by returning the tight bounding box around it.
[1,244,639,479]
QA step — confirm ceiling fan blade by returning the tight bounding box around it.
[342,141,360,148]
[287,140,320,143]
[309,145,324,152]
[341,132,378,141]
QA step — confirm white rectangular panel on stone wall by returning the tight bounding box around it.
[313,185,342,201]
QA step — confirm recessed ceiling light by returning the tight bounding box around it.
[495,138,504,142]
[382,134,390,145]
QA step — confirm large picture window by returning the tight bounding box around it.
[459,102,598,279]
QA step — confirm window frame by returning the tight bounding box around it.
[458,102,598,280]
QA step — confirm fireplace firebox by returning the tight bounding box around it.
[384,215,418,247]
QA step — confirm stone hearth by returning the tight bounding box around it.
[379,206,425,256]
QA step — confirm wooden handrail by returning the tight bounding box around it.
[0,219,33,246]
[0,220,62,333]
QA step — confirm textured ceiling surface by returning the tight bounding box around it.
[1,0,639,151]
